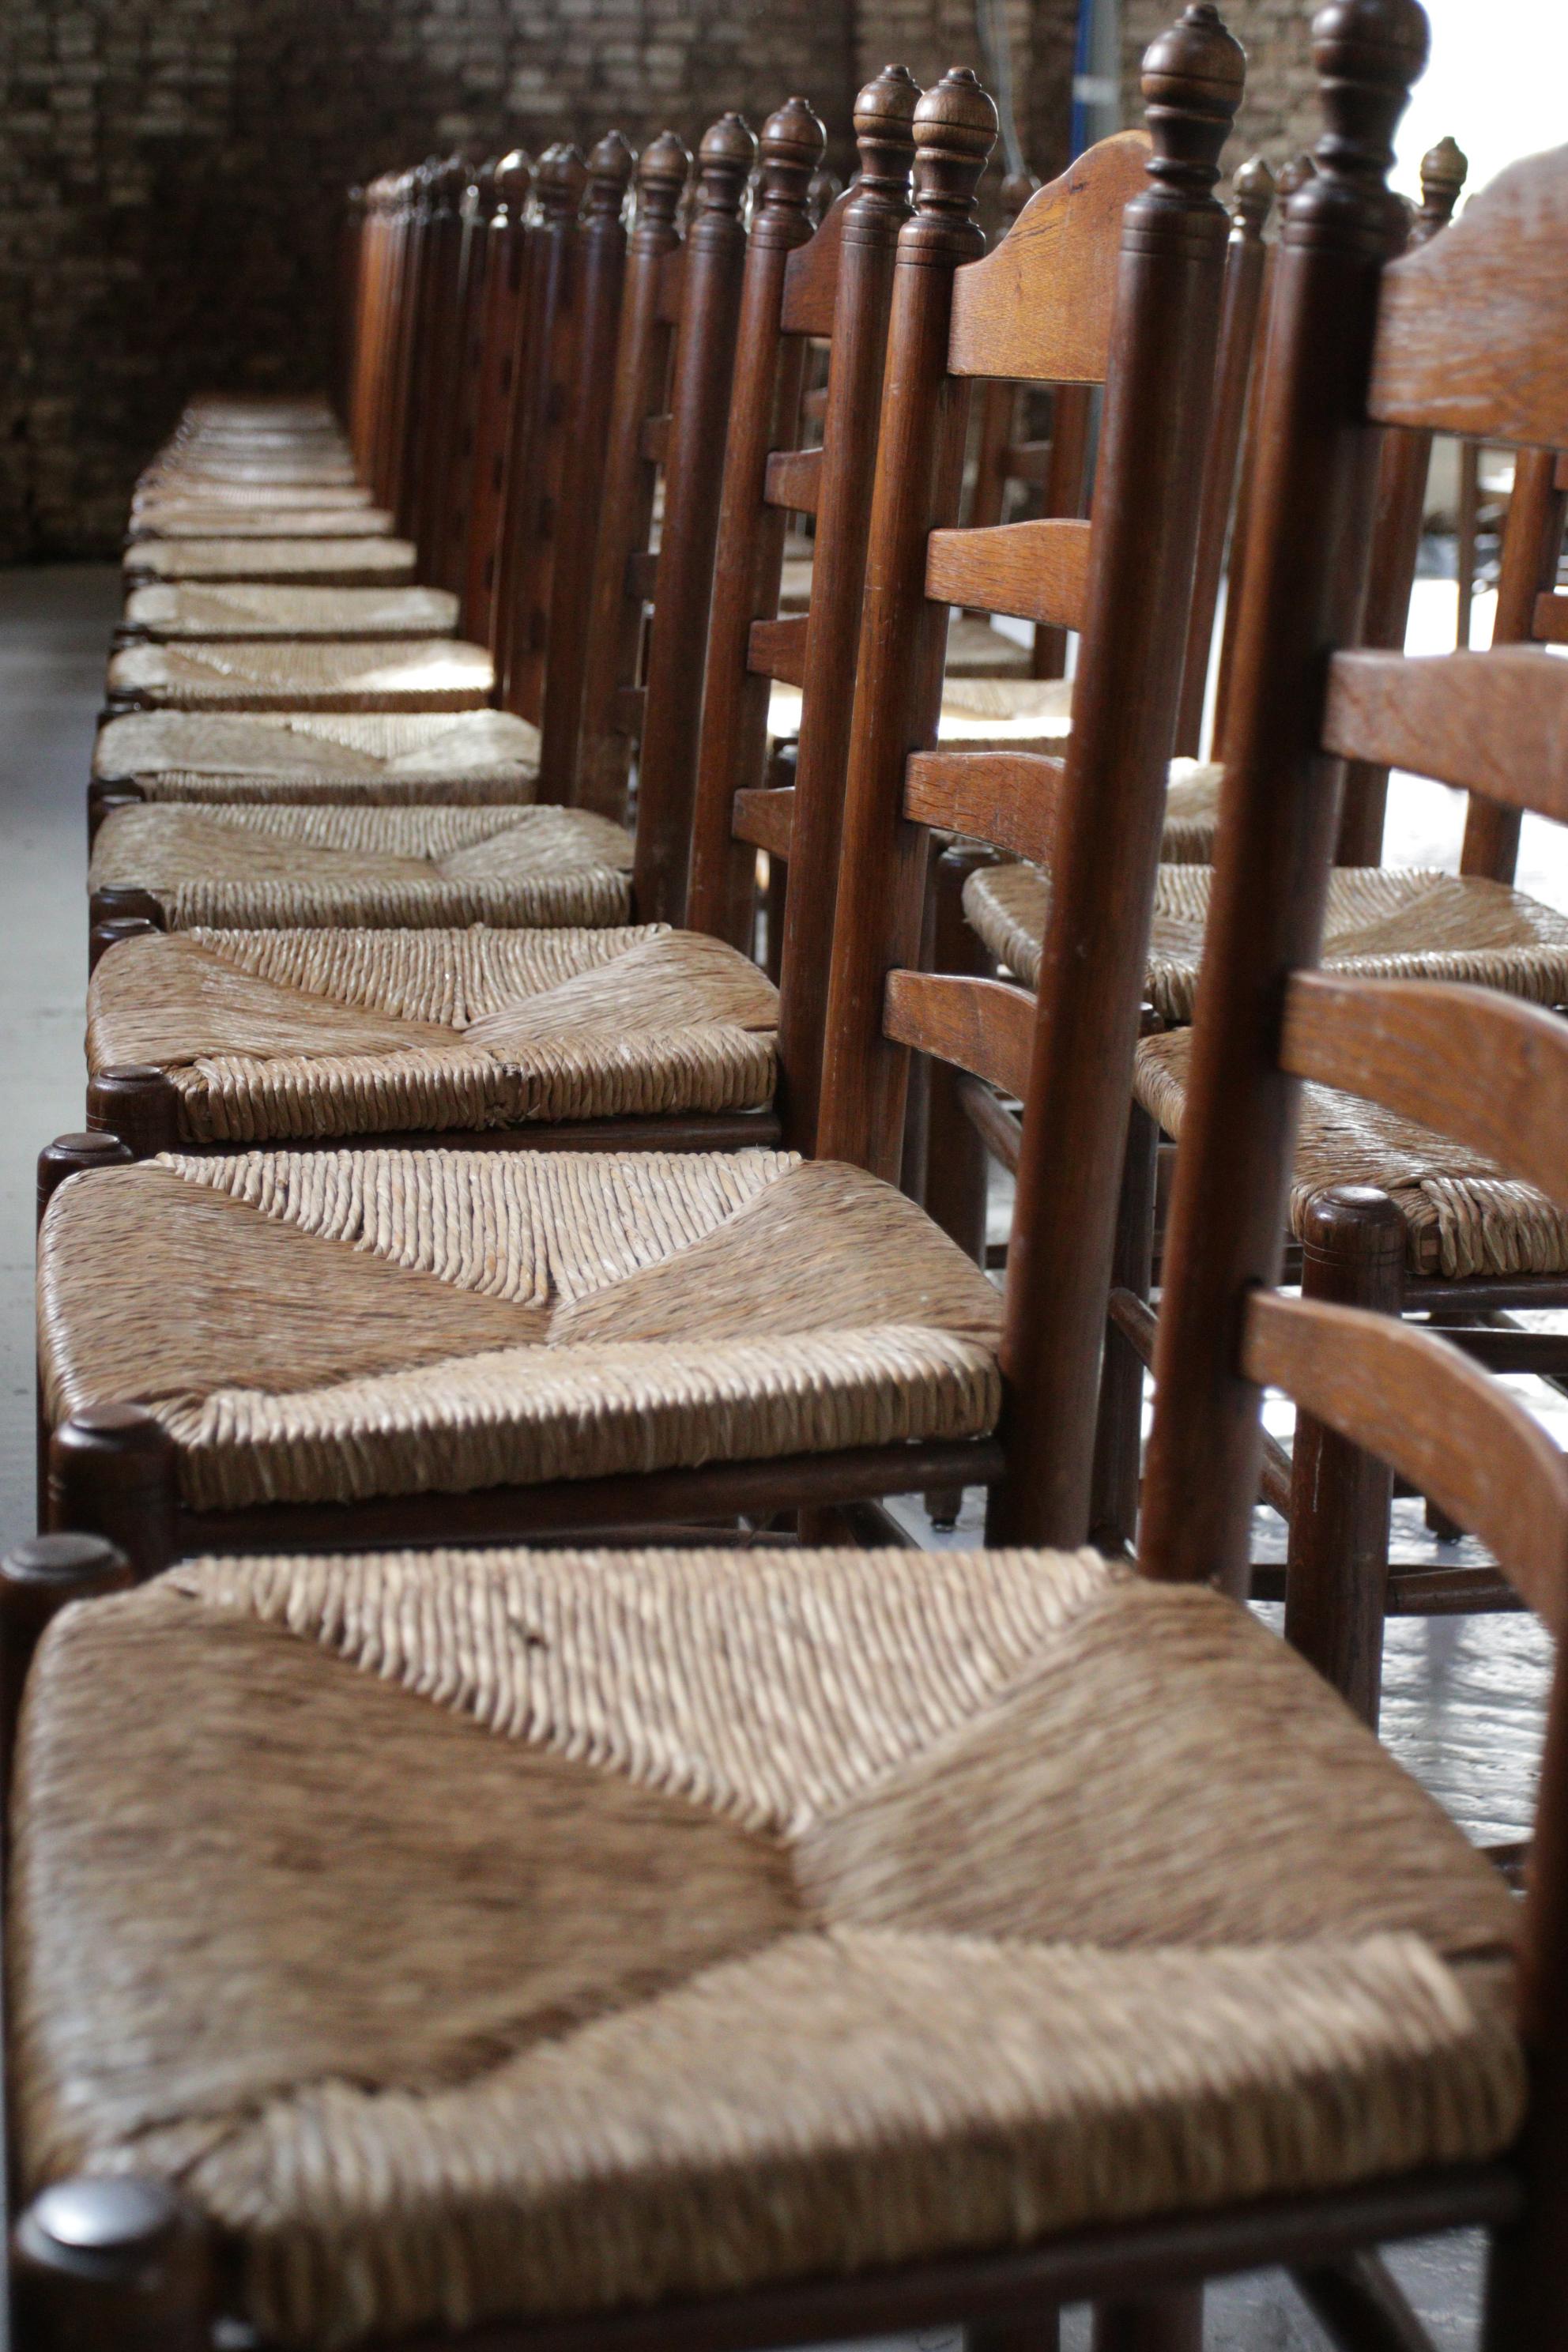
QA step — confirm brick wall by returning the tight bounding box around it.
[1120,0,1319,191]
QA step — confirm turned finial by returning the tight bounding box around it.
[634,130,690,243]
[467,157,499,223]
[493,149,533,221]
[754,96,827,237]
[536,141,588,219]
[909,66,997,243]
[429,155,466,217]
[852,64,921,204]
[1140,4,1246,199]
[695,110,758,220]
[584,130,635,220]
[1310,0,1430,195]
[1412,130,1466,240]
[1230,153,1275,238]
[1001,166,1042,219]
[1276,149,1317,199]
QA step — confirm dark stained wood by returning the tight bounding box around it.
[764,447,822,513]
[1321,644,1568,827]
[746,614,808,686]
[965,169,1041,538]
[1462,443,1567,880]
[633,111,756,924]
[882,967,1035,1099]
[85,1064,181,1156]
[47,1405,179,1582]
[1033,385,1094,679]
[577,135,689,822]
[1089,1102,1159,1555]
[410,158,469,579]
[434,158,498,598]
[903,747,1063,863]
[1533,591,1568,644]
[1280,971,1568,1213]
[730,787,795,859]
[462,153,535,646]
[533,132,636,803]
[1173,153,1272,758]
[1292,2252,1439,2352]
[925,518,1092,627]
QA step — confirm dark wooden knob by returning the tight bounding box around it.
[0,1535,134,1635]
[695,110,757,218]
[585,129,635,217]
[537,140,588,217]
[1414,131,1467,239]
[493,147,533,217]
[910,66,997,224]
[1310,0,1430,182]
[854,62,921,198]
[635,129,690,231]
[1141,4,1246,192]
[1231,153,1276,236]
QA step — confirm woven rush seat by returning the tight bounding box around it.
[38,1149,1004,1510]
[133,483,377,518]
[91,803,632,929]
[1136,1024,1568,1280]
[107,639,495,714]
[967,859,1568,1013]
[944,615,1037,676]
[124,537,419,588]
[10,1543,1520,2350]
[122,582,461,641]
[89,924,779,1141]
[129,503,396,541]
[94,710,537,805]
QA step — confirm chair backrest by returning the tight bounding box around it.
[335,186,366,428]
[575,132,692,820]
[1172,150,1274,755]
[684,66,922,1129]
[409,156,468,573]
[432,156,500,600]
[461,149,535,646]
[1137,23,1568,2263]
[811,6,1243,1547]
[492,141,588,713]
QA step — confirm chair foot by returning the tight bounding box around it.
[13,2177,217,2352]
[925,1484,963,1528]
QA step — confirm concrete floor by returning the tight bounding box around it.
[0,562,1557,2347]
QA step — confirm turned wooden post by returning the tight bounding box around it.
[13,2179,217,2352]
[461,149,535,646]
[85,1064,182,1157]
[0,1535,132,1802]
[437,156,500,597]
[47,1406,179,1584]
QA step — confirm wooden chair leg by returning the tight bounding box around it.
[13,2178,217,2352]
[1283,1186,1404,1727]
[1093,2287,1204,2350]
[1483,2186,1568,2351]
[85,1065,183,1156]
[1088,1101,1158,1556]
[47,1406,179,1584]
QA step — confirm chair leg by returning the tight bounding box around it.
[47,1406,179,1583]
[1294,2251,1437,2351]
[13,2178,217,2352]
[0,1535,133,1807]
[1283,1186,1404,1728]
[1093,2287,1204,2350]
[1088,1101,1158,1555]
[85,1064,183,1155]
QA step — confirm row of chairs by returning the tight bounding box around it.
[8,0,1568,2345]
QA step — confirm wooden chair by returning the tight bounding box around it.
[9,40,1556,2352]
[461,149,537,648]
[429,155,500,601]
[39,28,1237,1589]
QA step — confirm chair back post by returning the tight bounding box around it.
[461,149,535,646]
[1173,149,1274,756]
[815,68,999,1170]
[386,164,432,526]
[577,132,691,822]
[1460,442,1568,881]
[633,111,757,924]
[989,3,1243,1547]
[396,158,444,538]
[496,141,588,717]
[335,184,365,426]
[437,156,499,597]
[410,156,467,573]
[535,131,638,801]
[1138,0,1430,1596]
[683,93,827,929]
[1335,130,1467,859]
[772,67,922,1152]
[349,175,389,478]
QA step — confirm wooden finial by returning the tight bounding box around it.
[536,141,587,218]
[695,110,757,219]
[466,156,499,223]
[1413,130,1466,240]
[1309,0,1430,204]
[1140,4,1246,201]
[492,147,534,221]
[1231,153,1276,239]
[584,129,635,219]
[908,66,997,250]
[752,96,826,243]
[430,153,466,216]
[1276,149,1317,198]
[1001,165,1042,218]
[852,63,921,203]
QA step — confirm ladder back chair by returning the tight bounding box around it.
[432,155,500,601]
[40,26,1241,1584]
[462,149,537,649]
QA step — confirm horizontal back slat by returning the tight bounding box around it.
[882,970,1034,1099]
[903,748,1063,865]
[1321,645,1568,824]
[1370,146,1568,444]
[1280,971,1568,1213]
[925,518,1091,628]
[747,613,808,685]
[764,447,822,515]
[1534,590,1568,646]
[948,131,1150,384]
[1242,1291,1568,1632]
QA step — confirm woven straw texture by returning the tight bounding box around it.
[12,1544,1520,2349]
[93,710,537,803]
[126,539,419,586]
[107,639,495,714]
[89,924,779,1140]
[122,584,461,641]
[944,616,1035,677]
[130,504,395,541]
[134,482,375,514]
[967,860,1568,1015]
[91,802,634,928]
[177,394,337,428]
[1136,1025,1568,1278]
[37,1149,1004,1508]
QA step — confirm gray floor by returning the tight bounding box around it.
[0,564,1549,2348]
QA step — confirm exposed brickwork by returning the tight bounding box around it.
[1121,0,1319,191]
